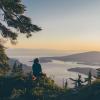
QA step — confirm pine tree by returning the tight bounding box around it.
[17,63,23,75]
[0,0,41,42]
[0,0,41,73]
[85,70,92,85]
[12,61,23,76]
[0,44,8,65]
[12,61,17,73]
[0,44,9,75]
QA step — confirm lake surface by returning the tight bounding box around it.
[8,55,100,87]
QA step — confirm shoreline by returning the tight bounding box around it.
[68,67,97,77]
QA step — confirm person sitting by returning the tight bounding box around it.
[32,58,43,79]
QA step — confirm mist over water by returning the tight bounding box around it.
[6,49,99,87]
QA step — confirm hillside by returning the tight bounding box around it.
[39,51,100,65]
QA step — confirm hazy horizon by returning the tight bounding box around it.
[6,48,81,57]
[6,48,100,58]
[6,48,100,52]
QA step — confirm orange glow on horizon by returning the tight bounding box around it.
[5,39,100,51]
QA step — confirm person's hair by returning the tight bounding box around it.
[34,58,39,63]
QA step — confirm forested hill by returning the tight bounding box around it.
[39,51,100,65]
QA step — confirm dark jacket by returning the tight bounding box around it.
[32,63,42,77]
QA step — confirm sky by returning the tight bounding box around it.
[6,0,100,51]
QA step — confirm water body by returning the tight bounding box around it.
[8,55,100,87]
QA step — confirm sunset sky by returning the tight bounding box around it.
[6,0,100,51]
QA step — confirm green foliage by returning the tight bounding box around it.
[59,79,100,100]
[12,61,23,76]
[0,44,9,75]
[0,0,41,76]
[0,44,8,64]
[0,0,41,42]
[0,70,100,100]
[0,72,63,100]
[85,71,92,85]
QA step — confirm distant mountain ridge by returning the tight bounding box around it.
[6,49,76,57]
[39,51,100,65]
